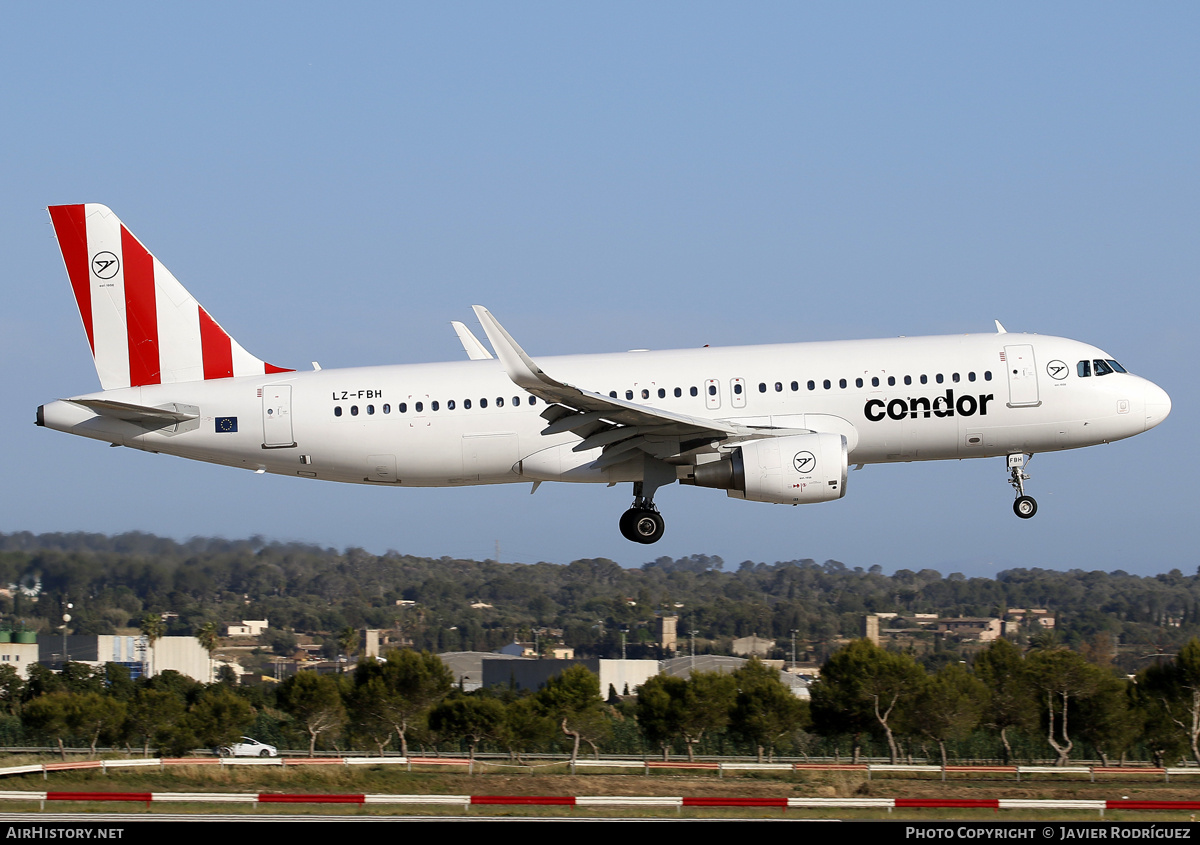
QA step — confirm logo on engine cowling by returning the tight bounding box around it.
[793,451,815,473]
[864,390,994,422]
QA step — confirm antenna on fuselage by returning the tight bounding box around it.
[994,320,1008,334]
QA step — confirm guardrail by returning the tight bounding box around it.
[4,756,1194,782]
[0,789,1195,817]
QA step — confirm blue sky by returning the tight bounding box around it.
[2,4,1195,576]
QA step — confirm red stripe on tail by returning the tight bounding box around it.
[121,226,160,386]
[198,307,234,379]
[48,205,94,354]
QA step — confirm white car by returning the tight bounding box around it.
[219,737,278,758]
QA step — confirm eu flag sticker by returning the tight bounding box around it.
[215,417,238,433]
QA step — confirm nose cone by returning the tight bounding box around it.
[1144,381,1172,431]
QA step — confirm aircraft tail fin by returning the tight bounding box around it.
[47,204,292,390]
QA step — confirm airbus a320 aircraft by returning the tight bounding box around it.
[38,205,1171,544]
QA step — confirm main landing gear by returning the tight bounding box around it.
[619,480,666,544]
[1007,454,1037,519]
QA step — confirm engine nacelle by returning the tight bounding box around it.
[682,432,848,504]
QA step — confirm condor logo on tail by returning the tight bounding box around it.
[864,390,994,422]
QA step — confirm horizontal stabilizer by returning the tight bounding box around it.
[66,398,199,425]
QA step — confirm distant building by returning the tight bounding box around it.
[227,620,268,637]
[39,635,211,682]
[480,658,659,697]
[732,635,773,657]
[937,617,1002,642]
[661,656,806,698]
[0,640,39,680]
[657,615,678,653]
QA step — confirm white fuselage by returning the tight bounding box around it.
[39,331,1171,494]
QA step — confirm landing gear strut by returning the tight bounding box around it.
[619,480,667,544]
[1007,454,1037,519]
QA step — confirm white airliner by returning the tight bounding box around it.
[38,204,1172,544]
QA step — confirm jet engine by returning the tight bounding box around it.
[681,432,847,504]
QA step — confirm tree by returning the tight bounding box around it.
[636,674,687,760]
[124,688,186,757]
[140,613,165,677]
[278,671,346,756]
[186,686,254,751]
[973,638,1037,764]
[196,622,220,684]
[495,696,557,763]
[679,671,737,761]
[811,640,923,764]
[23,692,74,759]
[353,650,453,757]
[535,665,610,765]
[1142,639,1200,766]
[728,659,807,763]
[0,666,25,715]
[338,626,359,673]
[428,694,506,761]
[1026,648,1102,766]
[910,663,985,767]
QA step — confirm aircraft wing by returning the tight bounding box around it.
[472,306,808,465]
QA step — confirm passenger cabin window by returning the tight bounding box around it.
[690,387,698,396]
[871,377,879,387]
[334,406,342,417]
[807,380,815,391]
[446,401,454,410]
[658,388,666,398]
[674,387,682,397]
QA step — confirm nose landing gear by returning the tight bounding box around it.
[1008,454,1037,519]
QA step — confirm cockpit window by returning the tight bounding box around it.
[1077,360,1091,378]
[1093,359,1114,376]
[1107,359,1127,373]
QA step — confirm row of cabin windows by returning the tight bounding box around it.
[608,371,993,401]
[334,395,539,417]
[778,371,991,392]
[334,368,1003,417]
